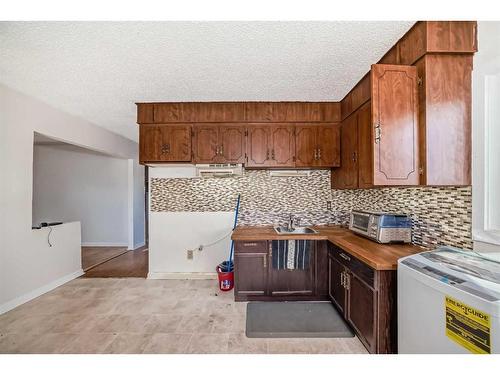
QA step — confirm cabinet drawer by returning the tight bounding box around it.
[235,241,268,254]
[328,243,375,288]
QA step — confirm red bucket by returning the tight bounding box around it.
[216,266,234,291]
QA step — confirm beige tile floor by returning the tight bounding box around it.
[0,278,368,354]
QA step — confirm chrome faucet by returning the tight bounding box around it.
[287,214,295,231]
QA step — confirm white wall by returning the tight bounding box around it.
[131,160,146,249]
[33,145,129,246]
[472,22,500,253]
[148,166,233,278]
[0,83,143,313]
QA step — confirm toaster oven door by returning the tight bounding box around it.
[351,212,371,232]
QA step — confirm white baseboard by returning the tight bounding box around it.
[81,242,128,247]
[147,272,217,280]
[0,270,84,315]
[131,241,146,250]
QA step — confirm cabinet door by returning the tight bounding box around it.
[270,124,295,167]
[234,253,268,297]
[166,125,192,162]
[139,125,190,163]
[295,124,317,167]
[331,114,358,189]
[371,64,419,185]
[246,125,272,167]
[139,125,166,163]
[328,255,346,314]
[316,124,340,167]
[357,102,373,188]
[346,272,377,353]
[219,125,246,163]
[193,125,219,163]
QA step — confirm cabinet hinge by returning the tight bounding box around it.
[417,76,423,87]
[419,166,424,175]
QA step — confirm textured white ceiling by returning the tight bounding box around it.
[0,21,414,142]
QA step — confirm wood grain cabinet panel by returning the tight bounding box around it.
[317,125,340,167]
[371,64,419,186]
[270,124,295,167]
[219,125,246,163]
[327,243,396,354]
[139,124,191,163]
[295,125,317,167]
[417,54,472,185]
[234,253,268,297]
[296,124,340,168]
[246,125,272,167]
[328,254,346,314]
[357,101,373,188]
[331,115,358,189]
[192,125,219,163]
[346,272,377,353]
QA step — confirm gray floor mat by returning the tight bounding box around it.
[246,301,354,338]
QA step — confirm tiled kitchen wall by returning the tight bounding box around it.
[150,169,472,249]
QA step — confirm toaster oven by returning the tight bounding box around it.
[349,210,412,244]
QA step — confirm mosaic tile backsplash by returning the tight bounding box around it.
[150,169,472,250]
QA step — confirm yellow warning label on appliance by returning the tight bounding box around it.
[445,296,491,354]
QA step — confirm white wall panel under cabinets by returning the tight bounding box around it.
[148,212,234,278]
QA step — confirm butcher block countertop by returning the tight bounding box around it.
[231,225,424,271]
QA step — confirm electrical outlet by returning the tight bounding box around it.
[327,200,332,210]
[187,250,194,260]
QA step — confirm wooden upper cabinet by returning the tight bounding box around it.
[317,125,340,167]
[371,64,419,186]
[296,124,340,168]
[357,102,373,188]
[219,125,246,164]
[193,125,219,163]
[139,124,191,163]
[331,115,358,189]
[416,54,472,186]
[246,124,295,168]
[193,124,246,164]
[246,125,271,167]
[295,125,316,167]
[269,125,295,167]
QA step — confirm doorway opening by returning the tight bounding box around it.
[32,132,147,278]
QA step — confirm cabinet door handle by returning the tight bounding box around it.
[344,272,350,290]
[317,148,321,160]
[352,152,357,163]
[339,253,351,261]
[271,149,275,160]
[374,123,381,144]
[266,149,270,160]
[220,145,224,156]
[161,144,170,154]
[263,256,267,268]
[340,271,345,287]
[313,149,318,160]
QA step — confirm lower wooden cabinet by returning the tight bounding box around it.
[234,252,268,297]
[327,243,397,354]
[234,240,328,302]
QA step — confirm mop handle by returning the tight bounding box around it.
[227,194,241,267]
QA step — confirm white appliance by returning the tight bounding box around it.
[398,247,500,354]
[195,163,243,178]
